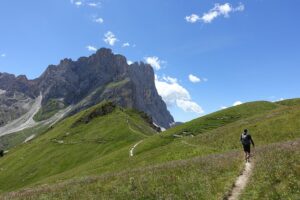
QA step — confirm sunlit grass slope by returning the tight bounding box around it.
[2,151,243,200]
[5,141,299,200]
[241,140,300,200]
[1,99,300,199]
[133,100,300,163]
[0,124,49,150]
[169,101,279,136]
[0,102,156,193]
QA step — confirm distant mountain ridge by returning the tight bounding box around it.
[0,48,174,128]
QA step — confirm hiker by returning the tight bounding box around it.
[0,149,4,157]
[240,129,255,162]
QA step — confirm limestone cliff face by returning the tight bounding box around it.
[0,73,38,98]
[0,73,38,126]
[38,49,129,105]
[128,62,174,128]
[0,48,174,128]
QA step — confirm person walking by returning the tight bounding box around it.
[240,129,255,162]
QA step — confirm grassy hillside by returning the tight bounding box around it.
[132,101,299,163]
[0,100,299,199]
[241,140,300,200]
[276,98,300,106]
[2,151,244,200]
[5,141,299,200]
[170,101,279,135]
[0,124,49,150]
[0,102,157,193]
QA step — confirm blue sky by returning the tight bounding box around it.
[0,0,300,122]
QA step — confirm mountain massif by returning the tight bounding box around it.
[0,48,174,129]
[1,48,298,200]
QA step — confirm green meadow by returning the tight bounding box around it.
[0,99,299,199]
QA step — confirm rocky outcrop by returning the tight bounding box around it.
[0,73,38,98]
[0,91,35,127]
[0,73,39,126]
[128,62,174,128]
[37,49,129,105]
[0,48,174,128]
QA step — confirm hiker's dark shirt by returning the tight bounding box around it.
[240,133,255,146]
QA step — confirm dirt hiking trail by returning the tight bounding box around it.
[129,140,143,157]
[227,161,253,200]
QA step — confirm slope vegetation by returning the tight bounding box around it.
[0,102,156,193]
[1,100,299,199]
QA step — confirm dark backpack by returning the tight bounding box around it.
[241,134,251,145]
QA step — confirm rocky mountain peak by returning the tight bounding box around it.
[0,48,174,128]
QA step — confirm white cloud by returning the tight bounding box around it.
[217,3,232,16]
[94,17,104,24]
[122,42,130,47]
[220,101,243,109]
[155,76,189,106]
[233,101,243,106]
[185,14,200,23]
[155,75,204,114]
[185,3,245,24]
[188,74,201,83]
[1,54,6,57]
[221,100,243,110]
[86,45,97,52]
[71,0,101,8]
[88,2,101,7]
[269,96,285,102]
[144,56,162,70]
[202,10,219,23]
[127,60,133,65]
[235,3,245,12]
[103,31,118,46]
[70,0,83,7]
[176,99,204,114]
[162,76,177,84]
[75,1,82,6]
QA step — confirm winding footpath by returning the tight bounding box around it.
[129,140,143,157]
[227,162,253,200]
[126,116,145,157]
